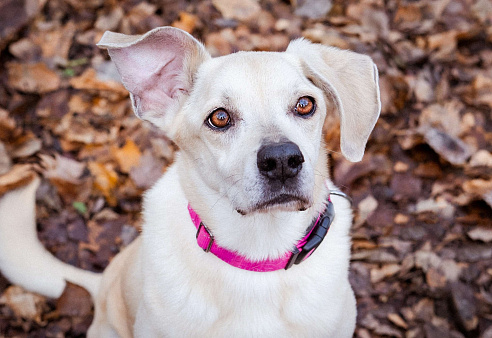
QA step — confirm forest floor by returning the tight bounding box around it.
[0,0,491,337]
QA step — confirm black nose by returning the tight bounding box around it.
[257,142,304,182]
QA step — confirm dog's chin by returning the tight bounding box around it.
[236,194,311,215]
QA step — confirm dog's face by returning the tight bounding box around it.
[174,53,327,214]
[98,27,381,215]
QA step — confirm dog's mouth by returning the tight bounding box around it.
[236,194,311,215]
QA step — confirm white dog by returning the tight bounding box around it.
[0,27,380,337]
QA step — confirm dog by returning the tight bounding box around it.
[0,26,380,337]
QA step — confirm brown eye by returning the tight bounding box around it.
[295,96,315,116]
[207,109,231,129]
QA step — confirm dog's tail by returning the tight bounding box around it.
[0,176,101,300]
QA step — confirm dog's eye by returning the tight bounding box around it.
[295,96,315,117]
[207,109,231,130]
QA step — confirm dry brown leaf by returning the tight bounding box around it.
[352,239,377,250]
[393,213,409,224]
[113,139,142,174]
[294,0,332,20]
[70,68,127,97]
[31,21,76,61]
[95,7,124,31]
[463,179,492,197]
[302,24,350,49]
[0,286,46,323]
[0,0,47,50]
[56,282,92,317]
[9,38,41,61]
[422,127,472,165]
[467,228,492,243]
[356,195,378,226]
[419,102,463,137]
[378,74,410,114]
[426,267,447,289]
[88,162,118,206]
[0,164,36,197]
[469,150,492,167]
[414,249,461,282]
[472,74,492,108]
[55,112,119,146]
[0,108,18,141]
[370,264,400,283]
[0,142,12,175]
[8,132,42,158]
[212,0,261,21]
[387,313,408,329]
[129,150,164,189]
[393,3,422,28]
[172,12,199,33]
[428,30,457,61]
[7,62,61,94]
[41,154,85,185]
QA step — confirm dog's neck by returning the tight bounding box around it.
[176,152,330,261]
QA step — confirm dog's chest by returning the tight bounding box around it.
[138,264,345,336]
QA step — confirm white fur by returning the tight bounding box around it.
[0,27,381,337]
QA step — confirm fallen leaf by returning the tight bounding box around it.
[370,264,400,283]
[356,195,378,226]
[56,282,92,317]
[412,197,456,219]
[413,298,434,321]
[172,12,199,33]
[88,162,118,206]
[426,267,447,288]
[31,21,76,62]
[113,139,142,174]
[450,282,478,332]
[8,132,42,158]
[95,7,124,31]
[463,179,492,197]
[414,249,461,281]
[0,164,36,197]
[393,213,409,224]
[467,227,492,243]
[294,0,332,20]
[0,0,47,50]
[419,102,463,137]
[70,68,127,97]
[0,142,12,175]
[212,0,261,21]
[9,37,41,61]
[352,249,399,264]
[129,150,164,189]
[422,127,473,165]
[7,62,61,94]
[0,286,46,323]
[469,150,492,167]
[387,313,408,329]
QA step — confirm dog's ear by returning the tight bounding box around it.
[97,27,210,131]
[286,39,381,162]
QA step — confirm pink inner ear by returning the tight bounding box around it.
[108,37,188,117]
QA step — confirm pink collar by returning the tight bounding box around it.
[187,197,334,272]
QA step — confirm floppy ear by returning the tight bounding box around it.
[286,39,381,162]
[97,27,210,132]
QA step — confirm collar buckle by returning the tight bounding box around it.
[196,222,214,252]
[285,201,334,270]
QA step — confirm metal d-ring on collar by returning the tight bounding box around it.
[329,190,353,205]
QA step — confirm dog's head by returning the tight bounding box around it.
[98,27,380,215]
